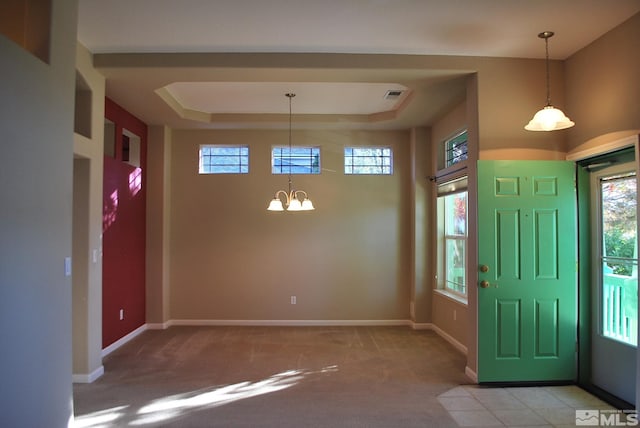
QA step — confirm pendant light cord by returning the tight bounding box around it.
[538,31,555,107]
[544,35,551,106]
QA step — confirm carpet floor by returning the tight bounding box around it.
[73,326,470,427]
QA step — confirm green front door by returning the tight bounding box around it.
[478,160,577,382]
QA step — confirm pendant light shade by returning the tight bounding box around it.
[525,105,575,131]
[525,31,575,132]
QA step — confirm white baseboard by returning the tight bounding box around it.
[169,319,412,327]
[424,323,468,356]
[411,322,474,381]
[72,365,104,384]
[102,324,148,358]
[410,322,433,330]
[146,321,172,330]
[465,366,478,383]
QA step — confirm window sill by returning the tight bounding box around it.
[434,288,468,306]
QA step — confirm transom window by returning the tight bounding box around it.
[272,146,320,174]
[444,130,468,168]
[344,147,392,175]
[199,145,249,174]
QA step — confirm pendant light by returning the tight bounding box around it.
[524,31,575,132]
[267,93,315,212]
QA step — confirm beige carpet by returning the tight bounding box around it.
[73,326,470,427]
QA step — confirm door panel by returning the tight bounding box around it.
[496,210,521,279]
[535,299,559,357]
[497,299,521,358]
[478,160,577,382]
[534,209,558,279]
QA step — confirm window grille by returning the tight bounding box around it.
[445,130,468,168]
[344,147,392,175]
[199,145,249,174]
[272,146,320,174]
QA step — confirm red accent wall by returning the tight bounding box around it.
[103,98,147,348]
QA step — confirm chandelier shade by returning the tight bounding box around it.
[267,93,315,212]
[267,198,285,211]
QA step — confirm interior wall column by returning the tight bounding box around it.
[410,126,433,325]
[72,43,106,383]
[146,125,172,327]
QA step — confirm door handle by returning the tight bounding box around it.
[480,265,489,273]
[480,279,498,288]
[479,280,498,289]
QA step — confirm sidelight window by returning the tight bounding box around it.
[437,178,468,297]
[599,171,637,346]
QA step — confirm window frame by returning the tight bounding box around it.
[592,166,638,347]
[444,129,468,169]
[344,146,393,175]
[436,177,468,302]
[271,146,321,175]
[198,144,249,174]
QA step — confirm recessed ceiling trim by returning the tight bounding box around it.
[156,81,412,124]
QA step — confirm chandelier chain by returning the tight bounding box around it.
[545,35,551,106]
[286,93,295,193]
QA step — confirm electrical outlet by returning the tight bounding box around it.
[290,296,296,305]
[119,309,124,320]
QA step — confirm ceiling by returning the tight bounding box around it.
[77,0,640,130]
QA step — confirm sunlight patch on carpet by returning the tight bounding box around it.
[74,366,340,427]
[130,369,309,425]
[73,405,129,428]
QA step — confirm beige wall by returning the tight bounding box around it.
[432,101,467,150]
[146,125,172,325]
[565,12,640,152]
[169,129,412,321]
[72,42,106,381]
[432,293,469,349]
[476,58,568,160]
[409,126,433,324]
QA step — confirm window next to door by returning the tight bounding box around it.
[599,171,638,346]
[436,177,468,303]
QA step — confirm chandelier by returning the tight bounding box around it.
[267,93,315,212]
[524,31,575,131]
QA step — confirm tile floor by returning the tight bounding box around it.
[438,385,620,427]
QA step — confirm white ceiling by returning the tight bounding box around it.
[77,0,640,130]
[162,82,409,115]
